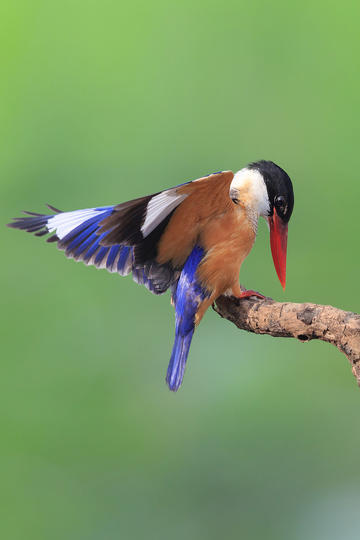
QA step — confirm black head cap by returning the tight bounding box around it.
[248,160,294,223]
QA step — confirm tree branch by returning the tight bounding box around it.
[213,293,360,386]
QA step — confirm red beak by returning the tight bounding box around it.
[268,213,288,290]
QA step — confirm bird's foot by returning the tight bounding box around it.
[233,288,265,300]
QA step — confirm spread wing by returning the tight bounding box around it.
[7,171,234,295]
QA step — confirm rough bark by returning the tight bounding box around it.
[213,293,360,385]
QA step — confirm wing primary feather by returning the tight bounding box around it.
[47,235,59,243]
[46,204,62,213]
[22,211,44,216]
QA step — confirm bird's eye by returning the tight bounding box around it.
[229,188,239,205]
[275,195,287,214]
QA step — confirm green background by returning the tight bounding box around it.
[1,1,360,539]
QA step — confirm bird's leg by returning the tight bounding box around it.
[231,284,265,300]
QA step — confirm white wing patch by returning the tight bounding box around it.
[141,189,187,238]
[47,208,107,240]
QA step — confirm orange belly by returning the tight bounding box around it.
[197,209,256,296]
[191,209,255,324]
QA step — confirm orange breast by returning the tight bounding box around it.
[197,208,256,296]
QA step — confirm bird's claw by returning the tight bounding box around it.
[234,289,265,301]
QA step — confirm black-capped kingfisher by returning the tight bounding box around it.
[8,160,294,391]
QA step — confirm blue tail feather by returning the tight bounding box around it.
[167,331,195,391]
[166,245,210,391]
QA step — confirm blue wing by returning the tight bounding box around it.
[166,245,210,391]
[7,173,232,297]
[7,204,179,295]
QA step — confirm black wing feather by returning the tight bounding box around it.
[7,187,186,295]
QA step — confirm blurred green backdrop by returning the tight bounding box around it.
[1,1,360,539]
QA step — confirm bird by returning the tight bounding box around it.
[7,160,294,391]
